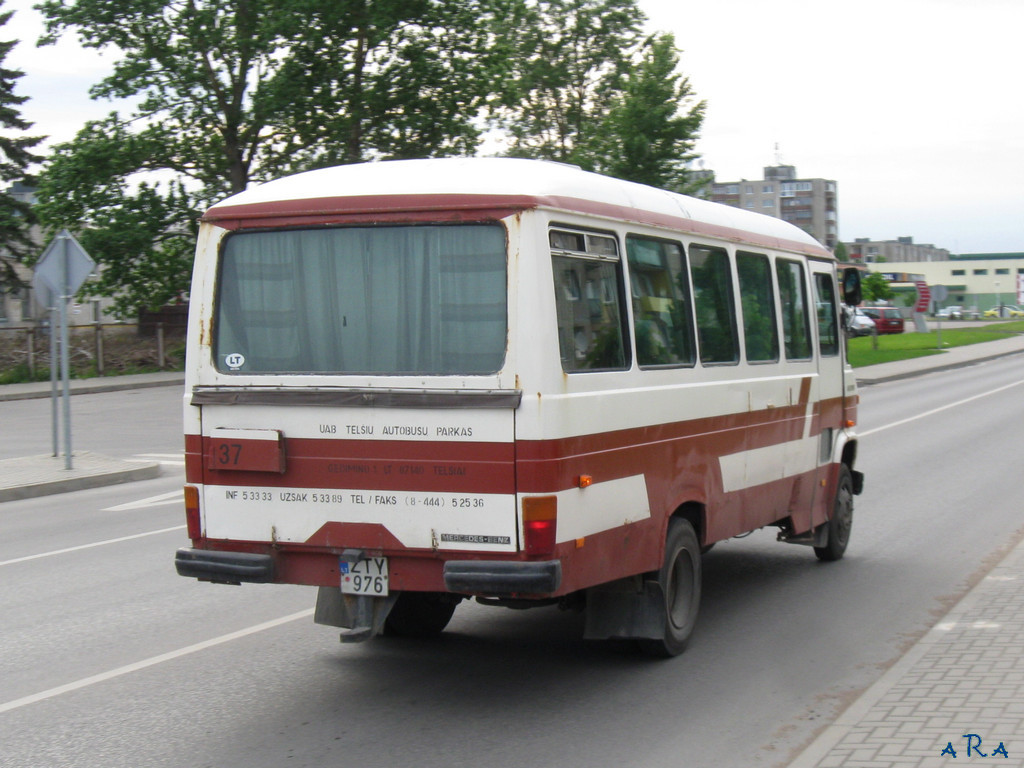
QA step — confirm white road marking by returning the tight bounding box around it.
[131,453,186,467]
[0,609,315,714]
[104,489,184,511]
[859,378,1024,437]
[0,526,186,567]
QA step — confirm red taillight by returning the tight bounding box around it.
[522,496,557,556]
[184,485,202,539]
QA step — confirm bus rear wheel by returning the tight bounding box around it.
[383,592,459,637]
[638,518,702,658]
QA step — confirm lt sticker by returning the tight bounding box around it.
[225,353,245,370]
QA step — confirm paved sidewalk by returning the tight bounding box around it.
[0,451,161,502]
[788,534,1024,768]
[0,371,182,501]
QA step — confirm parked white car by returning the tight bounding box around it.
[849,308,876,337]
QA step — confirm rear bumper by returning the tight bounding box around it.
[444,559,561,595]
[175,548,274,584]
[176,547,562,596]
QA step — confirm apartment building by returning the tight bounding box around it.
[847,236,950,263]
[709,165,839,249]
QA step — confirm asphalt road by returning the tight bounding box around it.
[2,357,1023,768]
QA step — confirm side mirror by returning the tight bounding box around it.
[841,267,862,307]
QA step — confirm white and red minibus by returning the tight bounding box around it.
[175,158,864,656]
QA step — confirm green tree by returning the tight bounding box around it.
[33,0,513,316]
[495,0,645,166]
[862,271,894,303]
[278,0,514,170]
[0,0,43,291]
[494,1,705,193]
[595,33,706,193]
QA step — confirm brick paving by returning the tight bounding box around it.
[788,536,1024,767]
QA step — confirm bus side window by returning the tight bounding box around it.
[736,251,779,363]
[551,230,628,372]
[625,235,696,367]
[776,258,812,360]
[813,272,840,356]
[689,244,739,365]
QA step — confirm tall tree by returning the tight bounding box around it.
[278,0,513,170]
[495,0,645,167]
[0,0,43,292]
[595,33,706,194]
[33,0,513,316]
[493,0,706,194]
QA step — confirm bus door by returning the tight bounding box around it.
[808,260,845,516]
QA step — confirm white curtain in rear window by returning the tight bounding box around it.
[215,224,507,375]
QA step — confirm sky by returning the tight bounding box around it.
[2,0,1022,254]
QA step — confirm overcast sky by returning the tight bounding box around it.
[3,0,1022,254]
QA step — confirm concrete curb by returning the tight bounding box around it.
[0,452,161,503]
[856,344,1024,386]
[0,373,185,402]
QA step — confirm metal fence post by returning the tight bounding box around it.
[93,300,104,376]
[26,327,35,377]
[157,322,165,369]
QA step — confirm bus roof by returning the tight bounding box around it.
[204,157,832,259]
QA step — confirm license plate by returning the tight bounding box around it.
[340,557,389,596]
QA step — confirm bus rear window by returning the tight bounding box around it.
[214,224,507,375]
[550,228,627,372]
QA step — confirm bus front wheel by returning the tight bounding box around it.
[638,518,702,658]
[814,464,854,562]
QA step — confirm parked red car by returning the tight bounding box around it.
[861,307,904,334]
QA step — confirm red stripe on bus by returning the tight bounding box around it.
[187,462,836,594]
[203,192,831,259]
[186,394,846,499]
[191,434,514,494]
[798,376,812,406]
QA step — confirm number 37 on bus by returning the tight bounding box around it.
[175,158,865,657]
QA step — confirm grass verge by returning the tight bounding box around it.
[849,321,1024,368]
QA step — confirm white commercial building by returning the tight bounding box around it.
[870,253,1024,314]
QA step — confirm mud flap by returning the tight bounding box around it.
[314,586,399,643]
[582,577,666,642]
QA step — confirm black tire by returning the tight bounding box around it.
[815,464,854,562]
[637,518,702,658]
[383,592,459,637]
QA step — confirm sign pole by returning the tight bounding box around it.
[33,229,96,471]
[49,307,59,457]
[930,284,950,349]
[60,234,73,470]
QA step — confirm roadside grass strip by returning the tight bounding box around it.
[849,322,1021,368]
